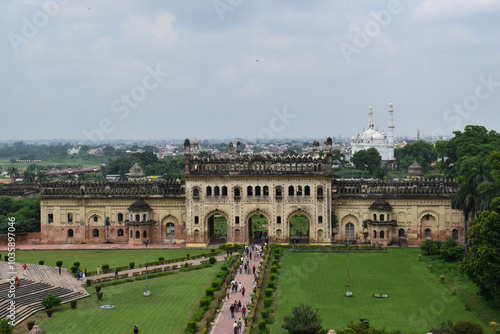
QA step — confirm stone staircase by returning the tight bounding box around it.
[399,236,408,247]
[0,263,89,325]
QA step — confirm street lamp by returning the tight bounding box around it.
[345,237,353,297]
[143,239,151,296]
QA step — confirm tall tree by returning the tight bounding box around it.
[7,166,18,182]
[460,197,500,304]
[351,148,381,174]
[22,169,35,183]
[395,141,436,172]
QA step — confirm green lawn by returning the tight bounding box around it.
[290,214,309,236]
[269,249,494,333]
[15,263,223,334]
[13,249,209,272]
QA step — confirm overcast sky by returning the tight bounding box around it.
[1,0,500,142]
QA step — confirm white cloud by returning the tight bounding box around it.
[414,0,500,20]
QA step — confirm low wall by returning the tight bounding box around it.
[0,232,42,246]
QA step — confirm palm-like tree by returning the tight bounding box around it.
[118,171,128,182]
[452,157,493,244]
[23,169,35,183]
[7,167,18,182]
[36,170,46,183]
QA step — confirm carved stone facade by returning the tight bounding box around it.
[39,139,463,247]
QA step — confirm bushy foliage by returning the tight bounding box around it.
[129,262,135,269]
[264,288,273,297]
[420,240,440,255]
[264,298,273,308]
[56,260,63,267]
[451,321,483,334]
[209,256,216,265]
[0,318,13,334]
[267,281,276,290]
[186,320,197,333]
[41,294,61,309]
[102,264,110,270]
[439,238,465,262]
[199,298,210,307]
[73,261,80,267]
[205,288,214,296]
[282,304,325,334]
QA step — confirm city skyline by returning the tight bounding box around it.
[1,1,500,141]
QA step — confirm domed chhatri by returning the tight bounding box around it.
[369,198,393,211]
[128,199,152,211]
[127,163,145,179]
[407,160,424,179]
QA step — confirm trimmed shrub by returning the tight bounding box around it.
[211,281,220,290]
[200,298,210,307]
[86,279,92,286]
[451,321,483,334]
[186,320,197,333]
[70,266,78,274]
[46,309,53,317]
[41,294,61,309]
[102,264,110,270]
[267,281,276,290]
[258,320,267,330]
[418,254,422,261]
[272,259,279,265]
[269,273,276,281]
[440,275,445,283]
[429,265,434,272]
[206,288,214,296]
[73,261,80,267]
[221,265,228,271]
[264,297,273,308]
[27,321,35,330]
[261,309,270,318]
[95,285,101,293]
[270,265,278,273]
[216,272,224,278]
[211,248,216,253]
[186,254,190,258]
[56,260,63,267]
[264,288,273,297]
[209,256,217,265]
[129,262,135,269]
[158,256,164,261]
[97,292,103,300]
[71,300,77,308]
[39,260,44,265]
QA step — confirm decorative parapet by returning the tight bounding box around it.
[333,178,458,198]
[40,180,185,198]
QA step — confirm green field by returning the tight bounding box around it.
[290,214,309,236]
[13,249,209,272]
[13,262,223,334]
[268,249,494,333]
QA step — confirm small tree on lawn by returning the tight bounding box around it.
[41,294,61,309]
[0,318,13,334]
[282,304,325,334]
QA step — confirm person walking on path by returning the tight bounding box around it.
[115,267,118,276]
[252,265,256,275]
[229,304,235,318]
[242,305,246,317]
[97,266,100,275]
[233,321,238,334]
[23,264,27,276]
[237,318,242,333]
[226,287,230,299]
[84,267,87,276]
[134,324,139,333]
[238,282,242,292]
[242,287,245,296]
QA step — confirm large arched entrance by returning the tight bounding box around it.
[208,213,227,245]
[247,214,269,244]
[289,213,310,244]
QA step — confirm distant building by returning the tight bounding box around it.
[351,103,397,168]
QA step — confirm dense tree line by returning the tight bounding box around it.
[0,196,40,234]
[105,152,185,180]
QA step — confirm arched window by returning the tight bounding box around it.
[93,216,98,222]
[206,186,212,196]
[93,229,99,237]
[373,214,377,221]
[130,230,133,238]
[387,214,390,221]
[373,230,377,239]
[68,229,74,238]
[318,216,323,224]
[193,188,199,197]
[135,230,140,238]
[425,214,431,221]
[118,213,123,222]
[166,223,175,237]
[234,187,241,198]
[345,223,355,238]
[452,229,459,240]
[118,229,124,237]
[276,187,282,197]
[255,186,261,196]
[143,230,147,238]
[288,186,294,196]
[380,230,385,239]
[214,186,220,197]
[317,187,324,197]
[277,216,281,224]
[425,228,431,238]
[135,214,140,222]
[304,186,310,196]
[194,216,199,224]
[297,186,302,196]
[130,214,133,222]
[380,214,385,221]
[247,186,253,196]
[143,214,148,222]
[67,213,73,222]
[235,217,240,225]
[263,186,269,196]
[398,228,405,237]
[222,186,228,197]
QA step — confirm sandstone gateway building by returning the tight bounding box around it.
[40,138,463,247]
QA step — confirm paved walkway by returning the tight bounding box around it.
[210,246,264,334]
[5,243,189,251]
[81,254,228,282]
